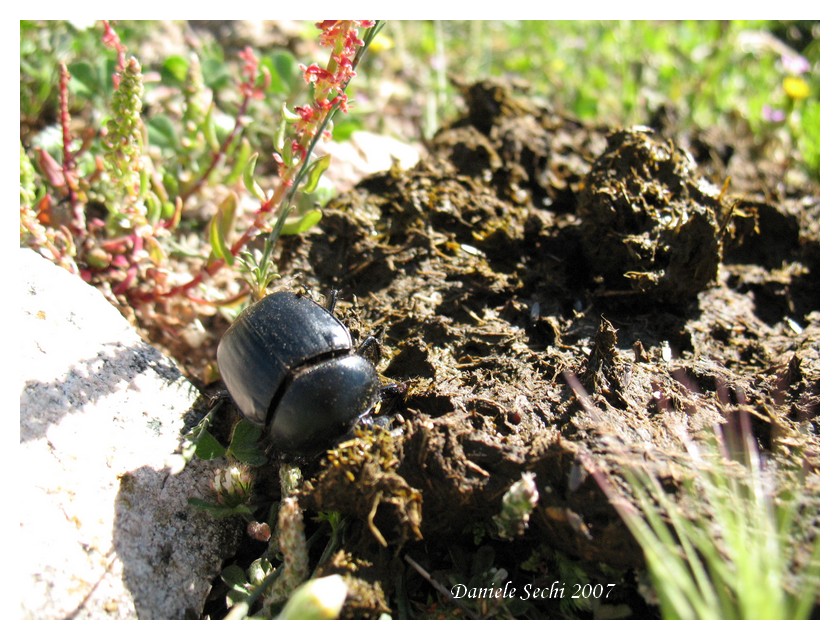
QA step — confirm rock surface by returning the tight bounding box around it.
[19,249,237,619]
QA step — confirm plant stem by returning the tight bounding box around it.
[180,68,256,202]
[58,63,85,236]
[257,21,385,276]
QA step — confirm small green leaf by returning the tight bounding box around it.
[260,55,284,95]
[280,209,322,236]
[221,564,249,589]
[266,50,297,94]
[302,155,331,194]
[282,103,302,122]
[163,171,179,197]
[331,117,362,143]
[147,114,180,150]
[227,419,267,466]
[209,192,238,265]
[161,54,190,85]
[67,61,102,97]
[138,167,151,199]
[281,137,294,168]
[221,564,252,606]
[226,137,252,185]
[202,107,219,152]
[249,557,274,585]
[202,58,230,90]
[189,422,227,460]
[277,576,348,620]
[272,116,287,155]
[145,191,162,226]
[243,153,266,201]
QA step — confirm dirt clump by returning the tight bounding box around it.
[578,126,723,305]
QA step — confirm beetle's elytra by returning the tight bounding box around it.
[217,291,380,455]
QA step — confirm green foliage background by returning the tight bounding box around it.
[21,20,820,176]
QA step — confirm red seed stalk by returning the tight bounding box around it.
[58,63,85,236]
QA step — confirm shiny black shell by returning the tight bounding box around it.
[217,291,379,454]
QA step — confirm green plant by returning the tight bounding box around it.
[147,20,384,302]
[389,21,818,174]
[588,421,819,619]
[20,20,384,305]
[222,497,313,619]
[492,472,539,540]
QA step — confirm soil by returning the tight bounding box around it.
[202,80,820,619]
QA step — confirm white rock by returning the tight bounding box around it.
[320,131,422,192]
[19,249,238,619]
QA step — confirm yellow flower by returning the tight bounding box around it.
[783,76,810,100]
[368,33,394,53]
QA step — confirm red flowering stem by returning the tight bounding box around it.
[58,63,85,237]
[101,20,127,89]
[257,20,381,275]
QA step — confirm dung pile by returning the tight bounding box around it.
[227,81,819,619]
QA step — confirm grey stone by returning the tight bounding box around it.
[19,249,237,619]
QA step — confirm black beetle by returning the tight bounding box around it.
[217,291,380,455]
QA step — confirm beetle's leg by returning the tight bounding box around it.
[207,388,231,409]
[193,389,234,438]
[358,404,406,435]
[326,289,339,315]
[376,382,409,428]
[379,382,408,399]
[357,335,382,363]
